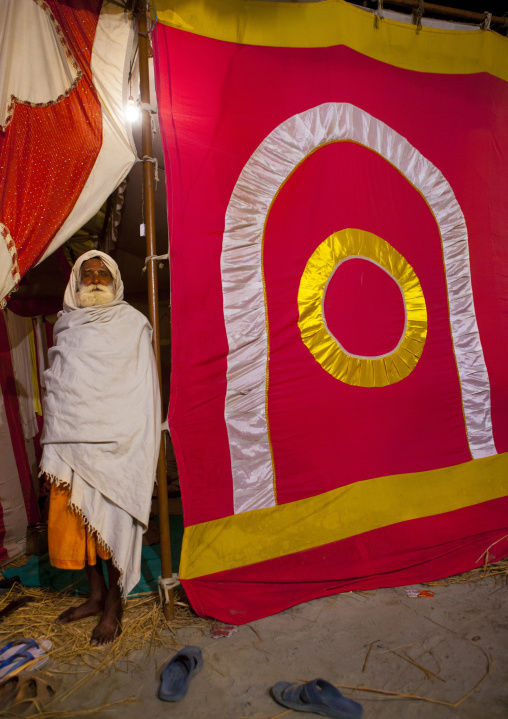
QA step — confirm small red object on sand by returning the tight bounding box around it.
[405,589,434,598]
[210,625,237,639]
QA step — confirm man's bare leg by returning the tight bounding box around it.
[56,561,107,624]
[90,560,123,646]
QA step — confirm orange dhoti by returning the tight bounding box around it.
[48,484,111,569]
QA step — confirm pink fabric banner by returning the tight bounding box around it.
[153,8,508,621]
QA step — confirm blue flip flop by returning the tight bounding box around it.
[158,646,203,702]
[271,679,363,719]
[0,638,51,680]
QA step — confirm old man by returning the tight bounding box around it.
[40,250,161,645]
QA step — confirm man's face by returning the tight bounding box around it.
[76,257,116,307]
[80,258,113,287]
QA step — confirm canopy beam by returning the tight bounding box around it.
[366,0,508,28]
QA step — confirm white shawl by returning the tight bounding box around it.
[41,251,161,594]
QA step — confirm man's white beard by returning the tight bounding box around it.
[77,282,116,308]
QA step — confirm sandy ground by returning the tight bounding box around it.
[25,575,507,719]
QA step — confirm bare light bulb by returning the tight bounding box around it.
[126,95,140,122]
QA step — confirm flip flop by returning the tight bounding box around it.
[271,679,363,719]
[0,674,57,715]
[0,638,51,680]
[158,646,203,702]
[0,675,19,711]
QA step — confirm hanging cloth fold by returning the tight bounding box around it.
[4,310,38,440]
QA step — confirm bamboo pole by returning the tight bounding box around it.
[375,0,508,27]
[137,3,174,620]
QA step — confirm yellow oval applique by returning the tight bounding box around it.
[297,228,427,387]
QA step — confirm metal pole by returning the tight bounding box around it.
[137,3,174,620]
[373,0,507,27]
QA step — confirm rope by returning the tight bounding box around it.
[413,0,424,33]
[135,3,158,36]
[140,155,159,185]
[374,0,383,29]
[139,102,157,114]
[145,253,168,266]
[142,253,168,272]
[482,12,492,30]
[158,574,180,606]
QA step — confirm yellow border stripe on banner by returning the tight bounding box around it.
[154,0,508,81]
[180,452,508,579]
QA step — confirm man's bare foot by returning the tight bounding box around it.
[56,597,105,625]
[55,560,108,625]
[90,598,123,646]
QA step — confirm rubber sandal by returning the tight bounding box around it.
[158,646,203,702]
[271,678,363,719]
[12,675,56,714]
[0,638,52,680]
[0,674,57,715]
[0,675,19,712]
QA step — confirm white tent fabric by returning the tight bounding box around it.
[0,0,137,304]
[4,310,38,441]
[0,226,17,313]
[0,0,80,131]
[0,391,28,560]
[38,1,138,266]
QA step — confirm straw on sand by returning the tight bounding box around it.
[424,556,508,587]
[1,555,506,716]
[0,585,209,669]
[0,581,211,716]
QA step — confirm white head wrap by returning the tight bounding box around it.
[62,250,124,312]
